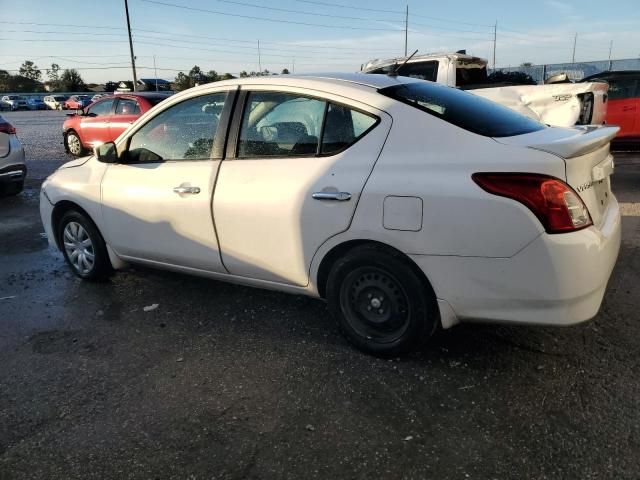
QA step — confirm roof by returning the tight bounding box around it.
[582,70,640,81]
[184,72,422,92]
[362,52,486,72]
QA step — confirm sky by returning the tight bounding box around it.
[1,0,639,84]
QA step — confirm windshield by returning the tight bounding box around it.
[379,82,546,137]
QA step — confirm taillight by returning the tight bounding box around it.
[0,121,16,135]
[472,173,592,234]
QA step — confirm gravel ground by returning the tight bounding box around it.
[0,111,639,479]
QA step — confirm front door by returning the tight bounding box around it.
[213,88,391,286]
[101,91,231,272]
[79,98,114,148]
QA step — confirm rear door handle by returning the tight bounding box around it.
[173,186,201,194]
[312,191,351,201]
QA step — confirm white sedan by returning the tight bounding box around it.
[40,73,621,356]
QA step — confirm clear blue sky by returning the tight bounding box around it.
[1,0,638,83]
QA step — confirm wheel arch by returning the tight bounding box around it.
[315,239,437,303]
[51,200,96,250]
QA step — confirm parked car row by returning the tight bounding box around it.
[40,73,621,356]
[63,92,173,155]
[1,94,117,111]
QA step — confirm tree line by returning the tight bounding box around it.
[0,59,293,93]
[172,65,290,91]
[0,60,87,93]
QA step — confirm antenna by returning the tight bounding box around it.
[388,49,419,77]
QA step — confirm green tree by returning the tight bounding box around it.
[173,72,192,91]
[219,73,235,80]
[520,62,533,67]
[47,63,60,82]
[59,69,86,91]
[239,71,249,78]
[19,60,42,82]
[206,70,219,82]
[281,68,290,74]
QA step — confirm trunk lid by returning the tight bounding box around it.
[494,125,619,228]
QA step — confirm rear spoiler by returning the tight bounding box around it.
[494,125,619,159]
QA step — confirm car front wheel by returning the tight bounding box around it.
[58,210,112,281]
[65,131,85,156]
[326,245,439,356]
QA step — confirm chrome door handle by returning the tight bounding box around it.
[312,191,352,201]
[173,186,201,194]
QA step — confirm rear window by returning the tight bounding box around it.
[379,82,546,137]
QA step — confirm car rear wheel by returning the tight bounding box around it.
[326,245,439,356]
[66,131,85,156]
[58,210,112,281]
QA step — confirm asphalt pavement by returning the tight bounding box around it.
[0,110,639,479]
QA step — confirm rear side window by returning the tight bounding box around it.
[115,98,141,115]
[321,103,377,155]
[379,82,546,137]
[238,91,378,158]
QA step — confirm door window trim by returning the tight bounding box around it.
[226,88,380,160]
[117,89,237,165]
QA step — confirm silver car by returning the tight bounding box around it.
[1,95,28,111]
[0,115,26,196]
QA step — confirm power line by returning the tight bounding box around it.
[293,0,403,15]
[140,0,406,31]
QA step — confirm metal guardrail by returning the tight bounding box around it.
[494,58,640,83]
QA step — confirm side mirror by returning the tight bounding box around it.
[94,142,118,163]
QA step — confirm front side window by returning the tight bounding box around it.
[380,81,546,137]
[239,92,325,157]
[127,92,226,162]
[87,99,114,117]
[115,98,141,115]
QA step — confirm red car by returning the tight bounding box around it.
[64,95,93,110]
[583,71,639,145]
[63,92,172,156]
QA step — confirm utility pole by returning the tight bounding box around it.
[153,55,158,91]
[404,4,408,57]
[292,58,295,74]
[608,40,613,70]
[571,32,577,64]
[257,40,262,73]
[124,0,138,92]
[492,21,497,70]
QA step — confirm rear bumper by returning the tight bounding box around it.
[0,164,27,185]
[412,197,621,327]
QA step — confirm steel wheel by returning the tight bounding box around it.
[339,266,411,344]
[66,132,84,156]
[63,221,95,275]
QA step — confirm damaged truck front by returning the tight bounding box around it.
[361,53,608,127]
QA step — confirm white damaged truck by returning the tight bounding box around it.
[361,52,608,127]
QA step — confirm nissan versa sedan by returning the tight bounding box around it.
[40,74,621,356]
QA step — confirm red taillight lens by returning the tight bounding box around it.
[0,121,16,135]
[472,173,592,234]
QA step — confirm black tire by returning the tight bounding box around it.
[65,130,85,156]
[0,180,23,197]
[326,245,439,356]
[57,210,112,281]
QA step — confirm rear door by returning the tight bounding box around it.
[79,98,115,148]
[604,75,638,137]
[213,87,390,286]
[109,97,141,140]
